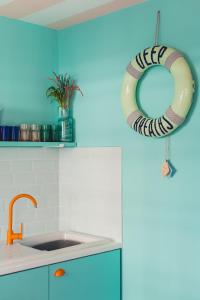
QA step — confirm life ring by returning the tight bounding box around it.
[121,45,194,137]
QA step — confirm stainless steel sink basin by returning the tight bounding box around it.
[30,239,81,251]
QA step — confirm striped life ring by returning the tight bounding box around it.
[121,45,194,137]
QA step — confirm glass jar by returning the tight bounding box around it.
[58,108,73,142]
[41,125,51,142]
[51,124,59,142]
[30,124,40,142]
[20,124,30,141]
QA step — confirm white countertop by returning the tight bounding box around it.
[0,231,122,276]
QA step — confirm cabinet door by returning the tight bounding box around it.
[49,250,121,300]
[0,266,48,300]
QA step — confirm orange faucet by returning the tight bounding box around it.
[7,194,37,245]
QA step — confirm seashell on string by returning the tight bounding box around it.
[161,160,170,177]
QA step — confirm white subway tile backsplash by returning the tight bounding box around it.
[40,149,59,160]
[0,148,18,160]
[33,160,58,172]
[0,148,59,241]
[36,207,58,221]
[18,185,41,198]
[0,226,7,241]
[44,220,59,233]
[0,147,121,244]
[14,207,37,224]
[59,147,122,242]
[0,161,10,173]
[36,172,58,185]
[0,174,13,187]
[13,172,37,185]
[11,161,33,172]
[0,213,7,226]
[40,184,59,197]
[16,148,44,160]
[24,221,46,237]
[0,187,21,199]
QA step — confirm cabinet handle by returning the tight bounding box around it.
[54,268,65,277]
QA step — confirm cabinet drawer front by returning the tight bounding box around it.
[49,250,121,300]
[0,266,48,300]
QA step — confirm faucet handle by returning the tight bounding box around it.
[20,223,23,234]
[18,223,23,240]
[12,223,23,241]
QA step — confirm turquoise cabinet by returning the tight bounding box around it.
[0,266,48,300]
[49,250,121,300]
[0,250,121,300]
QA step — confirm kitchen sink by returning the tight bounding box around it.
[21,231,113,253]
[31,239,81,251]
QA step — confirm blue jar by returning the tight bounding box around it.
[11,126,20,141]
[0,126,2,141]
[2,126,11,141]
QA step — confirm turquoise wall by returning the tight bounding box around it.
[58,1,200,299]
[0,17,58,124]
[1,1,199,299]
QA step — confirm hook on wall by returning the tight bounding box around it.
[155,10,160,46]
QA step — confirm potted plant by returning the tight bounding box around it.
[46,72,83,142]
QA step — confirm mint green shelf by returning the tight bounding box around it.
[0,141,77,148]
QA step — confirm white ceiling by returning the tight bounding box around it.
[0,0,144,30]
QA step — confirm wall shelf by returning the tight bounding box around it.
[0,141,77,148]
